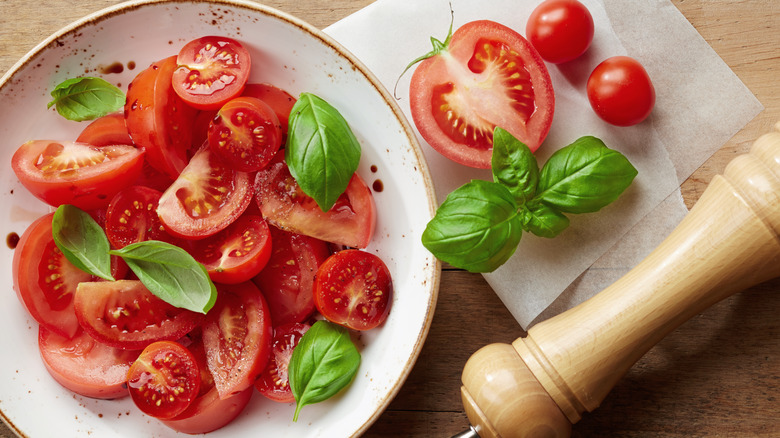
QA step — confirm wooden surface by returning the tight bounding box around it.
[1,0,778,437]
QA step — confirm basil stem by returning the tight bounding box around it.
[47,77,125,122]
[52,205,114,281]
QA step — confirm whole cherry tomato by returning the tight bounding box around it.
[526,0,594,64]
[587,56,655,126]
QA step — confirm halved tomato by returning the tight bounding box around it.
[254,322,310,403]
[409,20,555,168]
[242,83,296,134]
[104,185,181,249]
[76,112,134,147]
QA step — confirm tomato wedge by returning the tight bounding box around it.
[255,322,310,403]
[409,20,555,168]
[76,113,134,147]
[104,185,181,249]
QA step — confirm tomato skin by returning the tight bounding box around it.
[242,83,296,135]
[526,0,594,64]
[313,249,393,331]
[105,185,181,249]
[255,322,310,403]
[11,140,144,210]
[409,20,554,168]
[587,56,655,126]
[76,113,134,146]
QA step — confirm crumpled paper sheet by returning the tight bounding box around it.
[324,0,763,329]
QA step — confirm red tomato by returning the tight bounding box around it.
[38,326,139,399]
[242,83,296,134]
[127,341,201,419]
[76,113,134,146]
[190,214,273,284]
[125,56,198,179]
[313,249,392,331]
[134,161,176,193]
[252,226,331,327]
[73,280,204,350]
[202,281,273,399]
[587,56,656,126]
[254,152,376,248]
[105,185,181,249]
[11,140,144,210]
[526,0,594,64]
[409,20,554,168]
[172,36,251,110]
[192,109,219,149]
[255,322,310,403]
[157,146,253,239]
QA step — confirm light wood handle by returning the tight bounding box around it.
[461,122,780,438]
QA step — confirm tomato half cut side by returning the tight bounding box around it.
[255,322,310,403]
[76,113,134,147]
[105,185,182,249]
[242,83,296,135]
[409,20,555,168]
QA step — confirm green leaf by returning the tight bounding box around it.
[491,127,539,204]
[47,77,125,122]
[537,136,638,214]
[110,241,217,314]
[51,205,114,281]
[521,201,571,238]
[288,320,361,422]
[422,180,523,273]
[285,93,361,212]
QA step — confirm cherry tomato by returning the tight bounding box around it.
[409,20,555,168]
[104,185,182,249]
[157,146,253,239]
[127,340,201,419]
[172,36,251,110]
[255,322,310,403]
[76,112,134,146]
[313,249,392,331]
[587,56,656,126]
[526,0,594,64]
[242,83,296,135]
[208,96,283,172]
[11,140,144,210]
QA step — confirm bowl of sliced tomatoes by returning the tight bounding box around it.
[0,1,439,437]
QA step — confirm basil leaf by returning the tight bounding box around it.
[285,93,361,212]
[521,201,571,238]
[537,136,638,214]
[47,77,125,122]
[492,127,539,204]
[422,180,523,273]
[110,241,217,314]
[51,205,115,281]
[289,320,361,422]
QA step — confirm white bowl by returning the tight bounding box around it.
[0,1,440,436]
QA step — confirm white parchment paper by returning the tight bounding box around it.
[325,0,762,328]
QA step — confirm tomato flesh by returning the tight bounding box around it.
[105,185,181,249]
[255,322,310,403]
[242,83,296,137]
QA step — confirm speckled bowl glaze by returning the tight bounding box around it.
[0,1,440,436]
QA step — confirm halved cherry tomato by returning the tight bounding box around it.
[76,112,134,146]
[242,83,296,134]
[11,140,144,210]
[38,326,139,399]
[157,146,253,239]
[587,56,655,126]
[208,96,283,172]
[254,152,376,248]
[105,185,181,249]
[255,322,310,403]
[526,0,594,64]
[172,36,251,110]
[313,249,392,331]
[252,226,331,327]
[73,280,204,350]
[202,281,273,398]
[127,340,201,419]
[409,20,555,168]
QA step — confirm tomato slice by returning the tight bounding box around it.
[38,326,139,399]
[254,152,376,248]
[172,36,251,110]
[254,322,310,403]
[105,185,182,249]
[409,20,555,168]
[127,340,201,419]
[74,280,204,350]
[242,83,296,135]
[313,249,393,331]
[11,140,144,210]
[202,281,273,399]
[251,226,331,327]
[76,113,134,147]
[157,146,253,239]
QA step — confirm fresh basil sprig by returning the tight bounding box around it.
[47,77,125,122]
[52,205,115,281]
[288,320,361,422]
[422,128,638,273]
[285,92,361,212]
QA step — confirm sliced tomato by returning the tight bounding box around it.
[125,56,198,179]
[127,340,201,419]
[172,36,251,110]
[11,140,144,210]
[409,20,555,168]
[192,109,219,150]
[105,185,182,249]
[254,152,376,248]
[38,326,139,399]
[157,146,253,239]
[242,83,296,134]
[202,281,272,399]
[313,249,392,331]
[76,112,134,146]
[255,322,310,403]
[134,161,176,193]
[73,280,204,350]
[252,226,331,327]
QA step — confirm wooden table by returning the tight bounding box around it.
[1,1,777,436]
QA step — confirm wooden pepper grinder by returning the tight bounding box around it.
[460,123,780,438]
